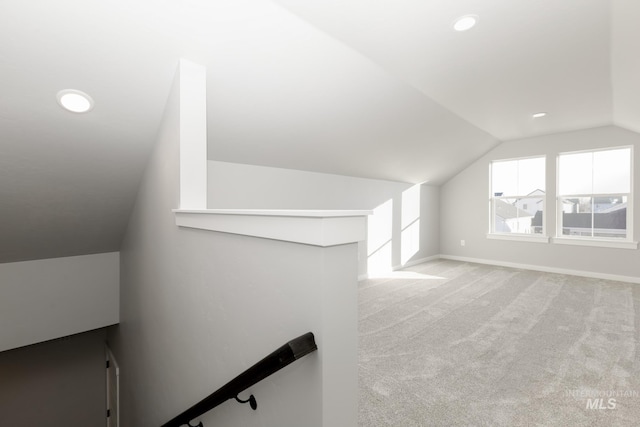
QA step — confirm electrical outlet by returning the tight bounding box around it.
[460,240,466,247]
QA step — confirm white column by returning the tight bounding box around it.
[179,59,208,209]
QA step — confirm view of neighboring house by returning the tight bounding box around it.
[500,190,628,238]
[514,189,545,216]
[495,189,545,234]
[562,198,627,238]
[494,199,536,234]
[529,196,628,238]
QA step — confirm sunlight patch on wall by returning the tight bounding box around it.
[401,184,421,265]
[367,241,393,277]
[401,220,420,265]
[367,199,393,276]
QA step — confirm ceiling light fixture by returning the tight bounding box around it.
[453,15,478,32]
[57,89,94,113]
[532,112,547,118]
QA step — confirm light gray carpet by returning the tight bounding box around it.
[358,260,640,426]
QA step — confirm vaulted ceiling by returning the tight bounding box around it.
[1,0,639,263]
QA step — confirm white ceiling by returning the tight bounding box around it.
[276,0,617,141]
[1,0,639,263]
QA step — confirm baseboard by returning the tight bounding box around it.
[439,254,640,285]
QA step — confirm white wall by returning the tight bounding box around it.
[108,65,358,427]
[209,160,413,210]
[0,252,119,352]
[208,161,440,276]
[420,184,440,259]
[612,0,640,134]
[441,126,640,280]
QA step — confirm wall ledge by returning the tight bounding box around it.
[173,209,371,247]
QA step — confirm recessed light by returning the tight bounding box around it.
[57,89,94,113]
[453,15,478,32]
[532,112,547,118]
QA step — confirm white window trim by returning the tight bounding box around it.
[556,146,634,249]
[487,233,550,243]
[488,155,548,241]
[552,236,638,250]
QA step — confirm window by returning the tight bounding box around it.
[490,156,545,236]
[558,147,632,240]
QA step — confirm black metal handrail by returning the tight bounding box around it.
[161,332,318,427]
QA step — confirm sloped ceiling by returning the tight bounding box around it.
[275,0,615,141]
[0,0,639,263]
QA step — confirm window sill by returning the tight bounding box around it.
[486,233,550,243]
[552,237,638,250]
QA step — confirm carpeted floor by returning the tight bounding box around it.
[358,259,640,426]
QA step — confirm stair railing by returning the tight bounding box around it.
[161,332,318,427]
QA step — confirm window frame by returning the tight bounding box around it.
[488,155,549,243]
[554,146,636,249]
